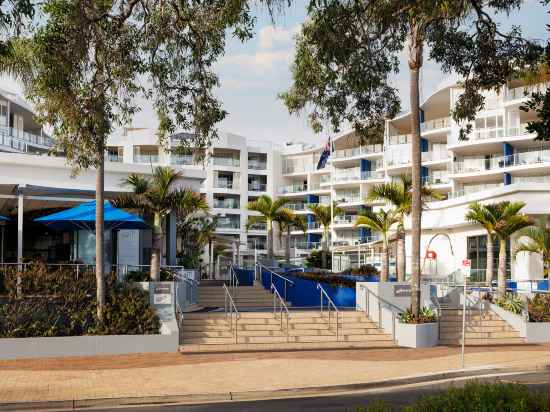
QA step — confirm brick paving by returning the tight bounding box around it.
[1,344,549,403]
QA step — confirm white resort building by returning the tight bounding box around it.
[0,79,548,283]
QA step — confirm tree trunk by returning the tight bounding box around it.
[150,212,162,281]
[208,240,213,279]
[381,240,389,282]
[267,219,273,260]
[497,238,507,297]
[285,227,291,264]
[321,229,328,269]
[486,233,494,287]
[397,223,406,281]
[95,150,106,322]
[408,24,424,318]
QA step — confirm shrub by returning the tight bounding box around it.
[528,293,550,322]
[341,264,380,276]
[354,381,550,411]
[497,293,525,315]
[124,268,176,282]
[0,262,160,338]
[399,306,437,324]
[305,250,331,269]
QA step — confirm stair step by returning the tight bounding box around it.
[182,333,394,345]
[439,337,524,345]
[179,340,396,353]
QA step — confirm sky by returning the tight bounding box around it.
[1,0,549,146]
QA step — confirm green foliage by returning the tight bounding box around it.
[528,293,550,323]
[0,263,160,338]
[124,269,176,283]
[294,272,355,288]
[306,250,331,269]
[354,381,550,411]
[399,306,437,324]
[515,217,550,278]
[497,294,525,315]
[344,264,379,276]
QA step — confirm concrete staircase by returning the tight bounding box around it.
[439,308,524,345]
[197,284,280,308]
[179,310,396,353]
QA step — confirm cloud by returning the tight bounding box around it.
[258,25,300,50]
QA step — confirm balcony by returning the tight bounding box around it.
[333,168,361,183]
[171,154,195,166]
[1,126,54,148]
[512,175,550,185]
[217,220,240,230]
[212,156,240,168]
[279,183,308,194]
[335,194,362,204]
[213,199,239,209]
[421,175,450,185]
[420,117,450,133]
[248,182,267,192]
[292,241,321,250]
[307,222,322,230]
[248,223,267,231]
[449,183,504,199]
[386,150,449,167]
[454,148,550,174]
[106,153,123,163]
[214,179,239,190]
[334,215,358,225]
[332,143,383,159]
[134,154,159,164]
[248,160,267,170]
[286,203,306,211]
[505,82,550,102]
[361,170,385,180]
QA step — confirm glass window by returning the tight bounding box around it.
[467,235,510,280]
[486,116,496,128]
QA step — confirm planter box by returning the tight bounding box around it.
[395,322,439,348]
[489,303,550,343]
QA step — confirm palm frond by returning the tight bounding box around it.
[123,173,150,194]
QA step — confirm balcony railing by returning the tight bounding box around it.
[420,116,450,133]
[505,82,550,102]
[213,199,240,209]
[361,170,385,180]
[454,148,550,174]
[282,164,314,174]
[248,160,267,170]
[279,184,308,194]
[449,183,504,199]
[248,182,267,192]
[214,179,239,190]
[292,241,321,250]
[332,143,383,159]
[1,126,54,148]
[106,153,123,163]
[134,154,159,164]
[512,175,550,185]
[335,195,362,204]
[171,154,195,166]
[212,157,240,167]
[421,175,450,185]
[217,220,240,229]
[334,215,358,225]
[307,222,321,230]
[248,223,267,231]
[333,169,361,182]
[386,150,449,167]
[286,203,306,211]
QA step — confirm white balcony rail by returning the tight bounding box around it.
[171,154,195,166]
[279,183,308,194]
[213,157,240,167]
[332,143,383,159]
[420,117,450,133]
[134,154,159,164]
[214,179,239,190]
[0,126,54,148]
[213,199,240,209]
[248,160,266,170]
[449,183,504,199]
[422,175,450,185]
[248,182,267,192]
[454,148,550,174]
[361,170,385,180]
[292,241,321,250]
[505,82,550,102]
[217,220,240,229]
[334,215,358,225]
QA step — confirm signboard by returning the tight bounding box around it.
[393,284,411,297]
[181,269,198,281]
[461,259,471,278]
[153,283,172,305]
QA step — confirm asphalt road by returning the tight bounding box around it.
[71,370,550,412]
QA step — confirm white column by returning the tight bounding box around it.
[17,191,23,263]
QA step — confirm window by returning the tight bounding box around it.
[467,235,510,280]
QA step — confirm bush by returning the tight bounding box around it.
[399,306,437,324]
[340,264,380,276]
[124,268,176,282]
[497,293,525,315]
[295,271,355,287]
[528,293,550,322]
[354,381,550,411]
[0,262,160,338]
[305,250,331,269]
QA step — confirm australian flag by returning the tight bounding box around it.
[316,137,332,170]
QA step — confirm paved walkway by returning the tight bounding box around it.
[1,345,550,403]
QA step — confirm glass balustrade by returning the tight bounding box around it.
[454,148,550,173]
[212,157,240,167]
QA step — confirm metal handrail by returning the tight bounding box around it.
[229,265,239,298]
[271,284,291,342]
[430,295,442,339]
[317,283,340,341]
[257,263,294,301]
[223,284,240,344]
[358,284,405,341]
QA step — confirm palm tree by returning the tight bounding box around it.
[277,210,307,264]
[514,217,550,279]
[465,202,499,286]
[114,166,208,280]
[247,195,290,260]
[196,216,219,279]
[368,175,443,281]
[492,201,533,297]
[308,202,343,269]
[355,209,400,282]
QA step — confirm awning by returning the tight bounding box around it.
[34,200,148,231]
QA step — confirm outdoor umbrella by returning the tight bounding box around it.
[0,215,8,221]
[34,200,148,231]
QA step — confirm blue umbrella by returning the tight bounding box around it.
[0,215,8,221]
[34,200,148,231]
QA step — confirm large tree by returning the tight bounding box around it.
[3,0,259,320]
[281,0,541,318]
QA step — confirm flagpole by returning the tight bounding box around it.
[329,137,334,272]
